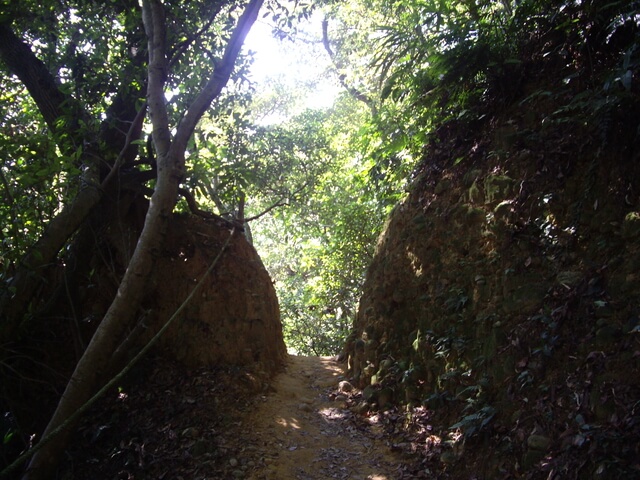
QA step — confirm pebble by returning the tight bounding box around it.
[338,380,354,392]
[229,457,239,467]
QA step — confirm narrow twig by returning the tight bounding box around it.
[100,103,148,189]
[167,7,222,70]
[0,167,15,206]
[178,187,242,230]
[171,0,264,154]
[243,182,310,223]
[242,200,288,222]
[321,17,377,115]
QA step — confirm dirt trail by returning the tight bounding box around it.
[242,355,405,480]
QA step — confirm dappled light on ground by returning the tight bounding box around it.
[275,416,302,429]
[318,407,351,421]
[241,355,411,479]
[61,354,423,479]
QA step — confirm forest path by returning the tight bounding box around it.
[241,355,404,480]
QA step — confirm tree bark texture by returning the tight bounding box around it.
[22,0,264,477]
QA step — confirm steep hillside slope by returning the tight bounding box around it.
[346,40,640,479]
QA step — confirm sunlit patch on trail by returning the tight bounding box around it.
[319,407,350,421]
[275,416,301,429]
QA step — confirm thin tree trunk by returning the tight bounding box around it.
[21,1,263,477]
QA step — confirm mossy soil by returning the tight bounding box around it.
[346,49,640,480]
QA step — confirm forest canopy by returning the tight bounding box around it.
[1,0,638,477]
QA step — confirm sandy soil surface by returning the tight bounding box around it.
[60,354,422,479]
[242,355,406,480]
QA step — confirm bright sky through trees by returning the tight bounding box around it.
[243,15,341,114]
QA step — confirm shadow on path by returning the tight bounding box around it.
[243,355,404,480]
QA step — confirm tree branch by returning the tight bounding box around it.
[178,187,242,230]
[100,103,148,189]
[321,18,377,115]
[167,6,223,70]
[243,182,310,222]
[171,0,264,155]
[142,0,172,160]
[243,199,288,222]
[0,23,86,153]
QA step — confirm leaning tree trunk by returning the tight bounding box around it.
[0,23,150,346]
[0,23,104,344]
[22,0,264,478]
